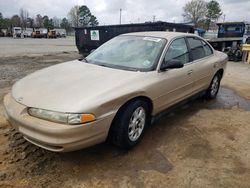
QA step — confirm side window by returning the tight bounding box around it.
[187,37,206,61]
[164,38,189,65]
[202,41,213,56]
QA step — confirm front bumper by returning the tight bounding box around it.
[3,93,115,152]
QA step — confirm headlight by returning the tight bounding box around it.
[28,108,96,125]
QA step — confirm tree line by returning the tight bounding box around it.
[0,0,223,33]
[183,0,223,30]
[0,5,99,33]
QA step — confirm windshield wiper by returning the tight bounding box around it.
[78,57,88,63]
[97,63,139,71]
[99,64,106,67]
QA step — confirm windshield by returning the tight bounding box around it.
[86,35,166,71]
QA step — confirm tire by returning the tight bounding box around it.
[109,100,150,149]
[205,73,221,99]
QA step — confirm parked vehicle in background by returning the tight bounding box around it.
[6,32,13,37]
[0,30,4,37]
[32,29,42,38]
[0,29,8,37]
[47,30,57,38]
[32,28,48,38]
[3,32,227,152]
[204,30,218,40]
[54,29,67,38]
[206,22,250,61]
[23,28,33,38]
[208,22,249,50]
[57,31,66,38]
[13,27,22,38]
[40,28,48,38]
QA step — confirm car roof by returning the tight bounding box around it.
[122,31,197,40]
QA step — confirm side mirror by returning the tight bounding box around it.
[160,59,184,71]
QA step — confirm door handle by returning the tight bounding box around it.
[187,70,193,75]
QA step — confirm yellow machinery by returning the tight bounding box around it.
[32,29,48,38]
[242,44,250,64]
[47,30,57,38]
[32,30,41,38]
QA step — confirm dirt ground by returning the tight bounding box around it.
[0,50,250,188]
[0,37,77,57]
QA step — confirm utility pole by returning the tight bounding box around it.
[119,8,122,24]
[223,14,226,22]
[153,15,156,23]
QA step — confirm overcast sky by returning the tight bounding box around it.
[0,0,250,25]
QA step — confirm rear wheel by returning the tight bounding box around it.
[109,100,150,149]
[205,73,221,99]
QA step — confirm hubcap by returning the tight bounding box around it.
[211,76,219,96]
[128,107,146,142]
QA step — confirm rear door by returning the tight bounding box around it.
[186,37,215,93]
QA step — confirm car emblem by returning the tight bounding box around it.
[17,97,23,102]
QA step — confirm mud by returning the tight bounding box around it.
[0,55,250,188]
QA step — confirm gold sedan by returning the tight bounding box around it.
[4,32,228,152]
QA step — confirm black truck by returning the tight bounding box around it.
[75,22,194,55]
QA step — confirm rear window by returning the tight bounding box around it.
[187,38,206,61]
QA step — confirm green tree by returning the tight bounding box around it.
[43,15,49,28]
[0,13,10,31]
[48,18,54,29]
[206,0,222,30]
[183,0,207,27]
[79,5,98,26]
[11,15,21,27]
[68,5,98,27]
[43,16,54,30]
[0,12,3,29]
[89,15,99,26]
[60,17,71,33]
[3,18,12,30]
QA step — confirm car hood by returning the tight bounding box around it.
[12,60,143,113]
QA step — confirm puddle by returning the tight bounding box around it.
[205,87,250,110]
[153,87,250,123]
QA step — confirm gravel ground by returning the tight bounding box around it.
[0,37,77,57]
[0,44,250,187]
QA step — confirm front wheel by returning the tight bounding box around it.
[109,100,150,149]
[205,73,221,99]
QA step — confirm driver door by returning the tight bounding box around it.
[153,37,196,112]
